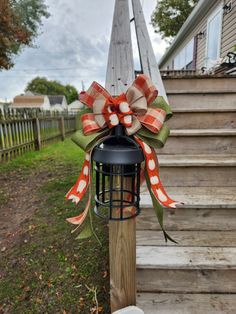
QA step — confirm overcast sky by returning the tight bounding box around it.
[0,0,168,101]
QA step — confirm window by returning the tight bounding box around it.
[205,4,223,69]
[173,38,194,70]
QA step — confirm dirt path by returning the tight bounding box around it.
[0,169,51,251]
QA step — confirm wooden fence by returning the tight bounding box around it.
[0,109,77,162]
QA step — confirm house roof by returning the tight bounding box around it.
[48,95,65,105]
[12,95,45,107]
[158,0,213,67]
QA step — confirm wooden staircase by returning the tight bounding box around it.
[136,76,236,313]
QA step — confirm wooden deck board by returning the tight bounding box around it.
[137,246,236,269]
[170,129,236,136]
[137,230,236,247]
[158,154,236,167]
[141,187,236,208]
[137,207,236,231]
[137,293,236,314]
[137,268,236,293]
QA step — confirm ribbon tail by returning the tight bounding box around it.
[145,172,177,243]
[65,152,91,223]
[66,151,102,244]
[66,153,90,203]
[135,137,182,209]
[67,196,90,227]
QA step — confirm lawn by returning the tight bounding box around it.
[0,139,110,313]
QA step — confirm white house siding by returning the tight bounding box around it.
[61,96,68,110]
[161,0,236,70]
[68,100,84,112]
[42,96,51,110]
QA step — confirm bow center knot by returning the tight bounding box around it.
[104,96,133,128]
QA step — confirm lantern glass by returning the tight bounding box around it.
[92,126,144,221]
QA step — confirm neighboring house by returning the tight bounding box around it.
[48,95,68,111]
[11,93,68,111]
[68,100,84,113]
[11,94,51,110]
[159,0,236,71]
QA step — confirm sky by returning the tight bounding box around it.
[0,0,168,102]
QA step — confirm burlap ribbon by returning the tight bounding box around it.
[66,75,182,243]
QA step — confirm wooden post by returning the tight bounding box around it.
[132,0,168,102]
[109,220,136,312]
[33,117,41,151]
[59,116,65,141]
[106,0,135,95]
[106,1,136,312]
[109,179,136,312]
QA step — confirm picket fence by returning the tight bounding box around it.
[0,108,77,162]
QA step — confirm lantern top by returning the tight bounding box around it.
[92,125,144,165]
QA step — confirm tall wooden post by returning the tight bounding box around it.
[132,0,168,102]
[106,0,135,95]
[106,0,136,312]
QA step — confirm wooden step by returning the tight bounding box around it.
[157,155,236,187]
[170,129,236,136]
[159,166,236,187]
[163,76,236,93]
[137,230,236,247]
[158,154,236,166]
[137,293,236,314]
[137,208,236,231]
[168,93,236,111]
[159,129,236,155]
[136,246,236,293]
[168,111,236,129]
[140,187,236,208]
[137,246,236,270]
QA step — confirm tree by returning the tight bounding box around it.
[151,0,198,39]
[0,0,49,70]
[25,77,79,104]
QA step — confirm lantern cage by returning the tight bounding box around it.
[92,125,144,221]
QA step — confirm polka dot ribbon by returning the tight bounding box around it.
[135,137,182,209]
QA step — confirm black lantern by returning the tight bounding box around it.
[92,125,144,221]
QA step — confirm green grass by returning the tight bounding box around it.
[0,139,110,313]
[0,139,83,173]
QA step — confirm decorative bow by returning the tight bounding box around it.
[80,75,166,136]
[66,75,182,243]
